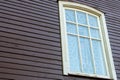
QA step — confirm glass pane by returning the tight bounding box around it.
[92,40,106,75]
[80,38,94,74]
[79,26,89,36]
[90,28,100,39]
[88,14,98,27]
[68,35,81,72]
[77,11,87,25]
[66,23,77,34]
[65,9,75,22]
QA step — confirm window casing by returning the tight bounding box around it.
[59,1,117,80]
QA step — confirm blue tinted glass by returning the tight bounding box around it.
[68,35,81,72]
[80,38,94,74]
[77,11,87,25]
[92,40,106,75]
[65,9,75,22]
[79,26,89,36]
[88,15,98,27]
[66,23,77,34]
[90,28,100,39]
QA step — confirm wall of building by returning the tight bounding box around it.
[0,0,120,80]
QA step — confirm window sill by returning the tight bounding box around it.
[68,72,111,80]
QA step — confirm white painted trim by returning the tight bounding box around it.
[68,72,110,79]
[59,1,117,80]
[59,1,69,75]
[100,14,117,80]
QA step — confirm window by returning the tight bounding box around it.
[59,1,117,80]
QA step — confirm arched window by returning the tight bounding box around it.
[59,1,117,80]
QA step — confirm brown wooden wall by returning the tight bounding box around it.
[0,0,120,80]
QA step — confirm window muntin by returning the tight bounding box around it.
[65,8,107,76]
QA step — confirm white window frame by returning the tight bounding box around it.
[59,1,117,80]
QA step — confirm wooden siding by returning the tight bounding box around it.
[0,0,62,80]
[0,0,120,80]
